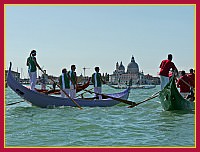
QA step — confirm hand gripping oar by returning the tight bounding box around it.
[84,89,137,106]
[40,69,83,110]
[128,91,160,108]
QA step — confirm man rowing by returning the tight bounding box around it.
[187,69,195,89]
[68,65,77,99]
[59,68,70,98]
[40,70,48,90]
[177,70,193,98]
[26,50,42,91]
[91,67,105,100]
[159,54,178,90]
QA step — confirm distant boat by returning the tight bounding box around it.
[7,62,130,108]
[108,84,156,90]
[159,74,195,111]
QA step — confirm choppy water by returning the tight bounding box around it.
[5,85,195,147]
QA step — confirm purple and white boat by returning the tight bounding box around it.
[7,62,130,108]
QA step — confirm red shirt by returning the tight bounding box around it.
[187,73,195,88]
[159,59,177,77]
[177,75,192,93]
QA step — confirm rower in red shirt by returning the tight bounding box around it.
[187,68,195,89]
[177,70,193,98]
[159,54,178,90]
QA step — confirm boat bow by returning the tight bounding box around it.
[159,74,194,111]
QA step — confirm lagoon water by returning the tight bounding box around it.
[5,85,195,147]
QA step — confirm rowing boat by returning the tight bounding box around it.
[35,78,91,94]
[108,84,156,90]
[7,62,130,108]
[159,74,195,111]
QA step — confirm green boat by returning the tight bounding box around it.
[159,74,195,111]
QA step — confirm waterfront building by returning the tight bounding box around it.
[109,56,160,85]
[109,56,140,85]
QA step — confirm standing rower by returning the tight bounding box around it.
[159,54,178,90]
[26,50,42,91]
[91,67,105,100]
[68,65,77,99]
[59,68,70,98]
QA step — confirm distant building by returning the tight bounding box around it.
[143,74,160,85]
[109,56,160,85]
[109,56,140,85]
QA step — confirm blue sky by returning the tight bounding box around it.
[5,5,195,78]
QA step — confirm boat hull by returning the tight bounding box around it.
[7,63,130,108]
[159,75,195,111]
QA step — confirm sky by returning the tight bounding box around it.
[5,5,195,79]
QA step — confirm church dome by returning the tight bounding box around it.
[119,61,125,71]
[127,56,139,74]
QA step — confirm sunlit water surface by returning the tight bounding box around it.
[5,85,195,147]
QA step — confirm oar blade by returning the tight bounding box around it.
[84,89,136,106]
[6,100,24,106]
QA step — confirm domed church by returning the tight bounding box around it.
[110,56,141,84]
[127,56,139,74]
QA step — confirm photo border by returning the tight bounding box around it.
[1,0,199,152]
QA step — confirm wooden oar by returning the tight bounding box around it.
[84,89,137,106]
[128,91,160,108]
[6,101,24,106]
[40,69,83,110]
